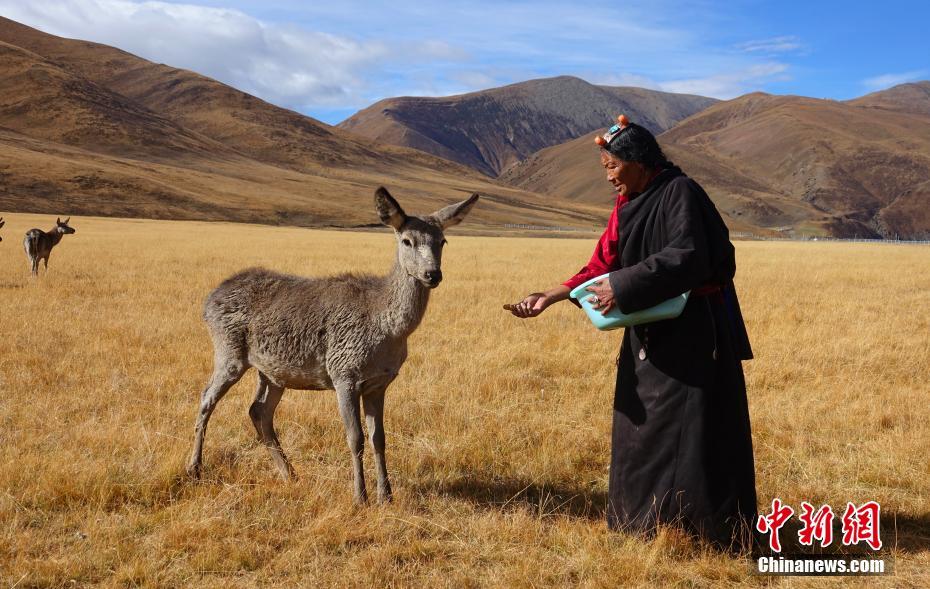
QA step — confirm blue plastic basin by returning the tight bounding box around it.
[569,273,690,331]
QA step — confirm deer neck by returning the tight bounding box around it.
[49,229,64,246]
[380,258,430,338]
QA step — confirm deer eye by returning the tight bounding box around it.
[402,238,412,247]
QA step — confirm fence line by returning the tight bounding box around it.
[499,225,929,245]
[729,231,930,245]
[501,223,587,232]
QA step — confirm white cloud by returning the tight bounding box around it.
[0,0,803,116]
[448,71,499,91]
[861,70,928,91]
[659,63,790,99]
[0,0,455,112]
[592,63,791,99]
[590,73,662,90]
[736,35,802,54]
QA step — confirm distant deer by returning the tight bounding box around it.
[186,187,479,503]
[0,217,5,241]
[24,217,76,275]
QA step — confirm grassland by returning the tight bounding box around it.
[0,213,927,587]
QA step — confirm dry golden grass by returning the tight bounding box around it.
[0,213,927,588]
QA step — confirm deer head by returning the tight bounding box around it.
[56,217,76,235]
[374,187,479,288]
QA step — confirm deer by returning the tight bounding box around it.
[24,217,76,275]
[186,187,479,503]
[0,217,5,241]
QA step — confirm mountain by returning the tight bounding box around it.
[0,17,607,230]
[338,76,717,176]
[0,17,454,174]
[0,38,232,161]
[847,81,930,117]
[497,130,798,234]
[7,16,924,238]
[501,89,930,239]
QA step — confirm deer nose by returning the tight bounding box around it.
[424,270,442,286]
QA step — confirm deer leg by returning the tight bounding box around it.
[30,257,38,276]
[187,359,245,478]
[43,255,49,271]
[363,389,392,503]
[248,373,268,440]
[249,372,294,480]
[335,382,366,504]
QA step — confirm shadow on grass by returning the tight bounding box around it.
[885,512,930,554]
[0,281,28,289]
[734,511,930,557]
[416,475,930,555]
[141,447,248,505]
[413,475,608,522]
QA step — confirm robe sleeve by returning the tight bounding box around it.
[561,204,622,291]
[608,178,714,314]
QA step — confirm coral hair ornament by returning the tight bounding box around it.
[595,114,631,148]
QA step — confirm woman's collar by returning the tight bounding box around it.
[627,167,666,200]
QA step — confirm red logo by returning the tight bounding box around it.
[798,502,834,548]
[841,501,882,550]
[756,498,794,552]
[756,499,882,552]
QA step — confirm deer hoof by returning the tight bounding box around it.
[186,463,202,479]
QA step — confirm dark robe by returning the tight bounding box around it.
[605,166,758,549]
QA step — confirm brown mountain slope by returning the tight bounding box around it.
[847,81,930,117]
[0,18,608,230]
[0,16,478,177]
[0,126,609,229]
[497,131,796,234]
[0,39,234,162]
[338,76,717,176]
[502,90,930,238]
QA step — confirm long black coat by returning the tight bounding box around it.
[605,166,757,547]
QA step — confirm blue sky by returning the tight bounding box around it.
[1,0,928,124]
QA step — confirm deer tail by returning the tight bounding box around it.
[23,230,39,257]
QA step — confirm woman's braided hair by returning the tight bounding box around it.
[603,121,670,169]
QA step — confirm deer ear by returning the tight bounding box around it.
[374,187,406,231]
[431,193,479,229]
[64,217,70,224]
[57,217,61,224]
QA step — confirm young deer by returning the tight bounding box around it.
[187,187,479,503]
[24,217,76,275]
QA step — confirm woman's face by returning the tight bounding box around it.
[600,151,650,196]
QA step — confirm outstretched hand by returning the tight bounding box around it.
[585,280,616,314]
[504,285,570,319]
[504,292,550,318]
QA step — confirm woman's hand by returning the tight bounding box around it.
[509,292,550,318]
[585,280,616,314]
[505,285,570,319]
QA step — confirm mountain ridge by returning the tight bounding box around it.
[501,87,930,238]
[338,75,718,176]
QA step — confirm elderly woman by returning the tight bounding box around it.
[509,116,757,549]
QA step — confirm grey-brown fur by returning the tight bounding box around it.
[24,217,76,275]
[186,187,479,503]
